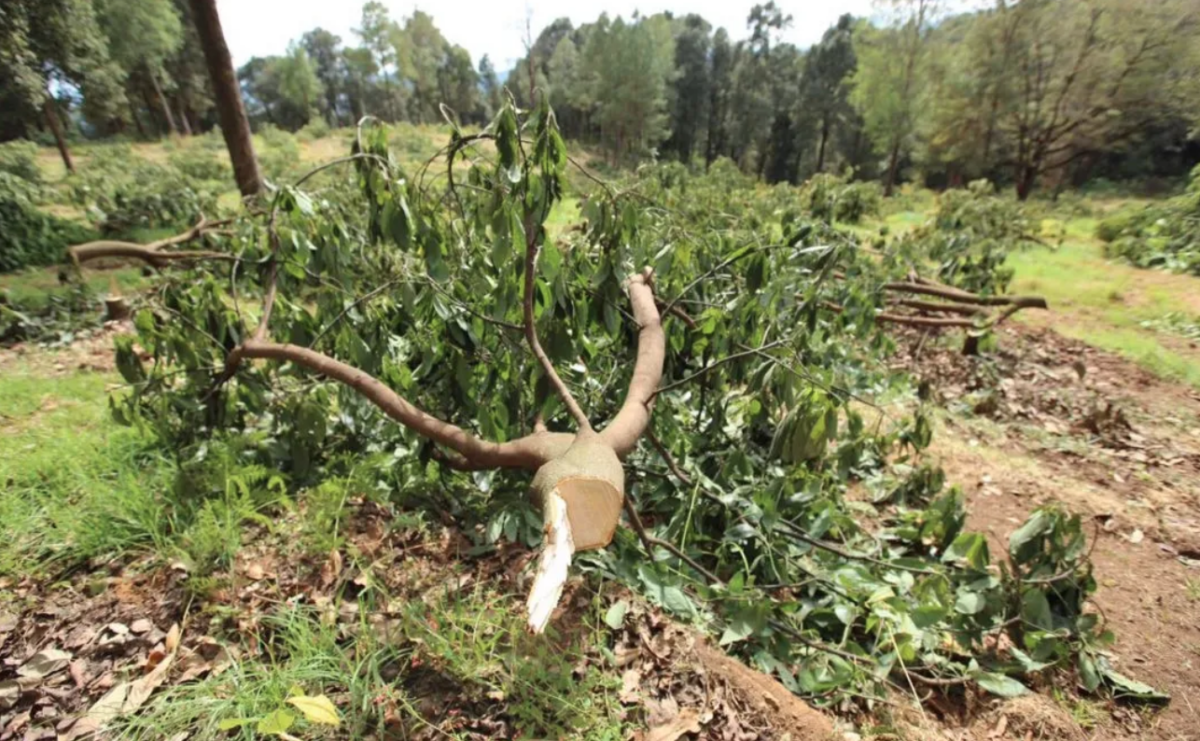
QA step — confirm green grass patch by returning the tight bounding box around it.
[0,267,148,309]
[1055,325,1200,388]
[121,586,626,740]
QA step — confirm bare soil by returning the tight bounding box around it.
[895,324,1200,740]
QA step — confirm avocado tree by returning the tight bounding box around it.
[67,102,1155,708]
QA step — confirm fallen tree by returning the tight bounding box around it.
[84,100,1162,710]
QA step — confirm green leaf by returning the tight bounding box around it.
[604,601,629,630]
[287,694,341,726]
[216,718,256,731]
[954,590,986,615]
[1102,667,1169,702]
[1078,653,1101,692]
[256,708,296,735]
[972,671,1029,698]
[1020,588,1054,631]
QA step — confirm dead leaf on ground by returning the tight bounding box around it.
[16,649,71,681]
[635,707,703,741]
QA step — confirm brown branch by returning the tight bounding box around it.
[599,268,665,457]
[887,298,986,317]
[69,217,234,268]
[237,339,573,470]
[882,282,1048,310]
[523,222,592,432]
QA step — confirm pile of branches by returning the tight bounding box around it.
[67,100,1159,711]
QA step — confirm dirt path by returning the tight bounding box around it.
[908,325,1200,740]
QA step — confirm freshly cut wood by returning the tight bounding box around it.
[526,491,575,633]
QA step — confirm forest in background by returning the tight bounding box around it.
[4,0,1200,201]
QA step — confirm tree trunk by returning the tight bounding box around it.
[815,116,830,173]
[177,100,193,136]
[141,85,163,135]
[128,100,148,139]
[188,0,264,197]
[884,140,901,197]
[147,67,179,136]
[1015,166,1035,201]
[42,96,75,174]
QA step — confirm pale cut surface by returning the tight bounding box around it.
[556,476,623,551]
[526,490,575,633]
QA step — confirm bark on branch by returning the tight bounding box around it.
[69,218,234,268]
[599,268,665,458]
[236,339,574,470]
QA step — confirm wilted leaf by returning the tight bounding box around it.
[604,600,630,629]
[1102,667,1168,702]
[257,708,296,735]
[17,648,71,680]
[287,694,340,726]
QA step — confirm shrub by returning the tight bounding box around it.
[0,140,41,184]
[257,124,302,181]
[296,117,331,142]
[799,172,882,224]
[1097,165,1200,275]
[898,180,1040,295]
[69,147,217,234]
[168,145,232,183]
[0,173,95,273]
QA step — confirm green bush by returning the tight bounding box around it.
[897,180,1040,295]
[168,145,231,183]
[257,124,302,181]
[296,118,331,142]
[68,146,217,234]
[799,172,882,224]
[0,140,42,184]
[0,173,95,273]
[1097,165,1200,275]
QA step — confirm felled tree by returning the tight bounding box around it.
[85,100,662,632]
[79,103,1152,708]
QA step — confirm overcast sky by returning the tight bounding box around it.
[216,0,880,73]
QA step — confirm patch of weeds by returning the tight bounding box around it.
[1185,578,1200,602]
[1140,311,1200,341]
[171,442,289,574]
[118,605,406,740]
[400,581,626,739]
[1051,687,1104,730]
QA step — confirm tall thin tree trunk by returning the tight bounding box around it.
[42,96,74,174]
[141,85,163,135]
[816,116,830,173]
[884,140,901,197]
[128,99,148,139]
[177,100,193,136]
[147,67,179,136]
[188,0,264,197]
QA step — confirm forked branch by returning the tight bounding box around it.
[69,217,234,268]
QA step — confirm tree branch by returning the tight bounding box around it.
[237,339,573,470]
[599,268,665,457]
[523,223,592,432]
[69,217,234,268]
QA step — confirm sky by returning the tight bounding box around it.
[216,0,879,73]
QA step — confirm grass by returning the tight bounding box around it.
[0,266,148,309]
[120,573,626,740]
[0,366,172,576]
[1004,213,1200,389]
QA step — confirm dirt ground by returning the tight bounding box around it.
[894,323,1200,741]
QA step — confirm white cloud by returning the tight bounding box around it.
[216,0,878,72]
